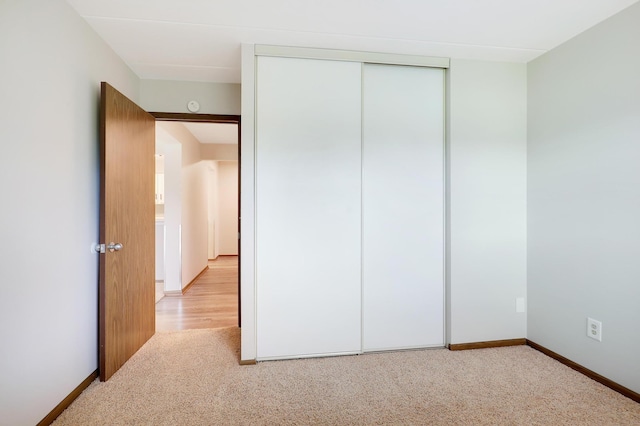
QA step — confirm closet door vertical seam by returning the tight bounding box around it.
[360,62,365,354]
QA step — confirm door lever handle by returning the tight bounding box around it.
[107,242,123,252]
[94,242,123,253]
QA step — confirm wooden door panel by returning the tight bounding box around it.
[99,82,155,381]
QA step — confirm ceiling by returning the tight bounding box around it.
[66,0,638,83]
[183,122,238,144]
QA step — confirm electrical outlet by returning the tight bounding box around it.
[587,317,602,342]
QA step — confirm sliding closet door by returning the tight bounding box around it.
[362,64,444,351]
[255,56,362,359]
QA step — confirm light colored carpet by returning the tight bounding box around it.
[53,328,640,425]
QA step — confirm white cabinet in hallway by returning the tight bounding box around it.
[155,219,165,281]
[155,173,164,204]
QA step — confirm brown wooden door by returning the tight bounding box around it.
[99,82,156,381]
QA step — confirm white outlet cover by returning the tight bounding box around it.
[587,317,602,342]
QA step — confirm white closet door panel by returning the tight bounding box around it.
[256,56,362,359]
[362,64,444,351]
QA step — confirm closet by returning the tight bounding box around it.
[255,50,445,360]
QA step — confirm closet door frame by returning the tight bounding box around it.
[240,44,450,363]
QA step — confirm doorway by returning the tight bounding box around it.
[151,112,241,328]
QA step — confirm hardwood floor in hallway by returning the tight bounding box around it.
[156,256,238,331]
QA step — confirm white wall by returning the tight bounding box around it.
[240,45,257,360]
[528,2,640,393]
[201,143,238,160]
[0,1,139,424]
[157,122,209,287]
[448,59,528,344]
[139,80,240,115]
[217,161,239,255]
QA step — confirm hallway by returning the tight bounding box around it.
[156,256,238,331]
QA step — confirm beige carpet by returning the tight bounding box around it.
[53,328,640,425]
